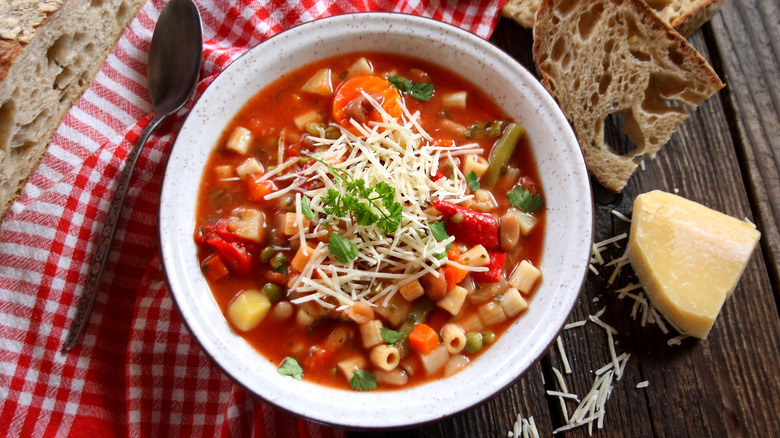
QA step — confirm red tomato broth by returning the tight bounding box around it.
[194,52,546,391]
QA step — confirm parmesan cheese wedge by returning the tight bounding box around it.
[627,190,761,339]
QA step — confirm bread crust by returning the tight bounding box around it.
[502,0,728,36]
[533,0,724,192]
[0,0,146,219]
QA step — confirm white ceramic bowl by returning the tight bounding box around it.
[159,12,592,429]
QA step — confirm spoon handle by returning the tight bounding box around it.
[63,114,164,352]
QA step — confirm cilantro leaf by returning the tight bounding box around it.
[301,195,317,220]
[466,171,480,191]
[380,327,403,344]
[508,186,544,212]
[328,233,359,263]
[350,369,377,391]
[278,357,303,380]
[271,255,288,274]
[387,75,434,101]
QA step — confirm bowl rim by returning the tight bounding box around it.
[158,11,593,430]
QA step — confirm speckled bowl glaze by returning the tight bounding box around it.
[159,12,592,429]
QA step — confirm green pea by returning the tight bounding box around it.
[324,126,341,139]
[306,122,325,136]
[260,246,275,263]
[450,213,464,224]
[465,332,483,354]
[481,330,496,345]
[262,283,284,302]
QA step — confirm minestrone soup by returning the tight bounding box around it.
[194,53,545,391]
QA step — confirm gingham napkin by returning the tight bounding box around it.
[0,0,506,435]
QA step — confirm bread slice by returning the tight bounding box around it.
[0,0,146,219]
[532,0,725,192]
[502,0,727,36]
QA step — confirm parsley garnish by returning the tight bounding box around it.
[271,255,288,274]
[301,195,316,220]
[380,327,403,344]
[508,186,544,212]
[278,357,303,380]
[350,369,377,391]
[430,221,453,251]
[387,76,434,101]
[315,157,402,234]
[466,171,480,191]
[328,232,359,263]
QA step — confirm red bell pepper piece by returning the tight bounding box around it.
[204,235,253,276]
[471,251,506,284]
[433,169,446,181]
[195,219,257,276]
[432,200,499,248]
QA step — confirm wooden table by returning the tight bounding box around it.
[352,1,780,436]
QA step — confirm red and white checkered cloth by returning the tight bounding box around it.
[0,1,505,436]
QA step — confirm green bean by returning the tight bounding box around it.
[482,123,526,188]
[262,283,284,302]
[465,331,483,354]
[259,246,276,263]
[393,297,434,358]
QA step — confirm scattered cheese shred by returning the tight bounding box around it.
[265,99,485,310]
[508,412,540,438]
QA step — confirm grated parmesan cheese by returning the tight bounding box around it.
[264,97,484,310]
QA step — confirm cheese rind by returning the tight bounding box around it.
[627,190,760,339]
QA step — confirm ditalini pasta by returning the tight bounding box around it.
[194,53,545,391]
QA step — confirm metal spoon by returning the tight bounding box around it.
[63,0,203,351]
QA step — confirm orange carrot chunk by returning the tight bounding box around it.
[408,323,439,355]
[201,253,229,281]
[247,177,278,202]
[443,264,468,289]
[332,75,403,133]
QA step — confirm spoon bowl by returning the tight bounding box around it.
[63,0,203,351]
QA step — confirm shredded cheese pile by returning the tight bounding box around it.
[266,100,486,310]
[508,215,693,436]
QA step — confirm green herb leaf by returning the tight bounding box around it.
[271,255,288,274]
[380,327,403,344]
[350,369,377,391]
[508,186,544,212]
[430,221,453,251]
[387,76,434,101]
[466,171,480,191]
[314,158,402,234]
[430,221,449,241]
[328,233,359,263]
[301,195,317,220]
[278,357,303,380]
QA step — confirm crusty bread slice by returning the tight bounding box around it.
[532,0,725,192]
[502,0,727,36]
[0,0,146,219]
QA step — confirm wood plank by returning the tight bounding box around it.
[708,0,780,295]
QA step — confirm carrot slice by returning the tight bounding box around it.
[408,323,439,355]
[201,253,229,281]
[246,176,277,202]
[332,75,403,133]
[443,264,468,289]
